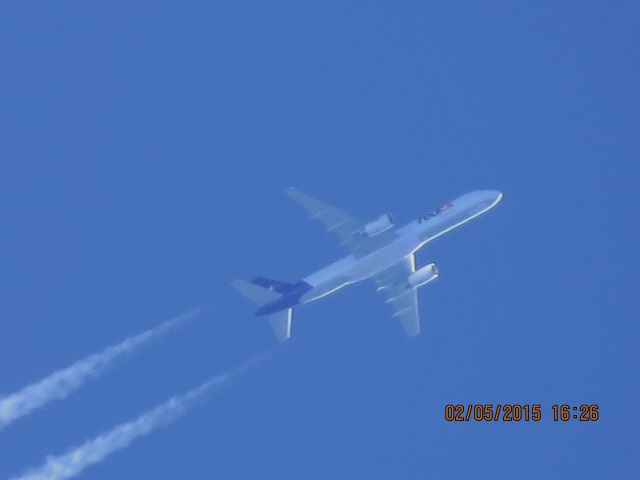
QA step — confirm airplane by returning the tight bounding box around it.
[232,188,503,341]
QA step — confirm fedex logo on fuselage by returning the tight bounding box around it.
[418,202,454,223]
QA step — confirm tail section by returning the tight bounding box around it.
[250,277,298,294]
[231,278,294,341]
[269,308,293,341]
[231,279,280,305]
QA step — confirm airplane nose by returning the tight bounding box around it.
[489,190,503,203]
[471,190,503,210]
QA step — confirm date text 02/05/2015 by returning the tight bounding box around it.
[444,404,599,422]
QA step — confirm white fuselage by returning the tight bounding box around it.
[299,190,503,303]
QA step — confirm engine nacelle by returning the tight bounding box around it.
[407,263,439,288]
[361,214,394,236]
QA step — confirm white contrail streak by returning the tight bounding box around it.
[11,355,266,480]
[0,307,202,430]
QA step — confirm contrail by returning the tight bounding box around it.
[0,307,202,430]
[10,354,267,480]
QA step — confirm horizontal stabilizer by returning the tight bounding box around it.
[231,279,280,306]
[270,308,293,341]
[232,280,294,341]
[251,277,297,294]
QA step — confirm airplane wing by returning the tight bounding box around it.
[285,188,395,258]
[372,254,420,337]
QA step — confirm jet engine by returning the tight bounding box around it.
[361,214,394,236]
[406,263,439,288]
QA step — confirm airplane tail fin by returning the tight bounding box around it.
[249,277,298,295]
[231,279,294,341]
[231,279,280,306]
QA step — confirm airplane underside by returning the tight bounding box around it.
[232,188,503,341]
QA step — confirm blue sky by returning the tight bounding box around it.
[0,1,638,478]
